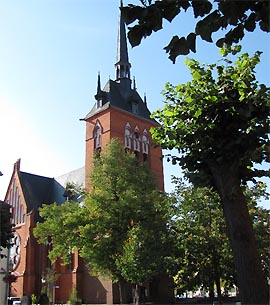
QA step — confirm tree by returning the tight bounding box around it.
[122,0,269,62]
[0,201,14,258]
[170,179,269,302]
[150,47,269,304]
[41,267,59,303]
[34,139,172,304]
[171,180,235,302]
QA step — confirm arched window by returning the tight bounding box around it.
[124,122,132,150]
[142,129,149,161]
[8,180,25,225]
[133,126,140,152]
[94,121,102,150]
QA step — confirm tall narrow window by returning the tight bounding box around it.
[94,121,102,151]
[133,126,140,152]
[142,129,149,161]
[124,122,132,150]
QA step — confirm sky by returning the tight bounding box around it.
[0,0,269,207]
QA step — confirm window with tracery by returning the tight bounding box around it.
[142,129,149,161]
[133,126,140,152]
[8,179,25,225]
[142,129,149,154]
[94,121,102,151]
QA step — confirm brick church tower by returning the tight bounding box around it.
[82,2,164,191]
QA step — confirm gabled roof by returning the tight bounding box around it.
[18,167,85,223]
[19,171,55,221]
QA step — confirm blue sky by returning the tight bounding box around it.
[0,0,269,207]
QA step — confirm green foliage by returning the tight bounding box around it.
[151,49,269,186]
[41,268,59,303]
[31,294,38,304]
[35,139,172,286]
[80,139,172,283]
[123,1,269,62]
[64,182,85,201]
[149,49,269,302]
[170,179,269,296]
[0,202,14,258]
[115,199,171,284]
[34,201,83,264]
[244,182,270,278]
[68,287,81,305]
[170,179,235,295]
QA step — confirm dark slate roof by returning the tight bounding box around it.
[84,79,156,123]
[19,171,55,222]
[18,167,85,222]
[84,5,158,125]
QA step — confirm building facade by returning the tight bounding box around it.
[3,4,169,304]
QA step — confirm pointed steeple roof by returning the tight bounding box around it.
[115,0,131,82]
[83,2,157,124]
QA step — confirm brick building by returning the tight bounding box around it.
[3,3,169,304]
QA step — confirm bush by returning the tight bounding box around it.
[67,288,81,305]
[31,294,38,304]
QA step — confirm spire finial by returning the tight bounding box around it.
[97,71,101,92]
[133,76,137,91]
[144,93,147,105]
[115,0,131,82]
[95,72,103,101]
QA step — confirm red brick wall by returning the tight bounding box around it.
[85,107,164,191]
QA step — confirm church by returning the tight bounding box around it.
[2,3,170,304]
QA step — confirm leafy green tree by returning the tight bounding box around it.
[123,0,269,62]
[170,179,269,301]
[80,139,172,303]
[170,180,235,302]
[35,139,172,304]
[34,201,83,263]
[150,47,269,303]
[0,201,14,258]
[115,205,172,304]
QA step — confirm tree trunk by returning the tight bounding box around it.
[118,276,129,304]
[133,284,140,305]
[209,283,215,301]
[215,275,222,304]
[212,247,222,304]
[209,162,268,304]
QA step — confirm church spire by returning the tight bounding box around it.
[115,0,131,83]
